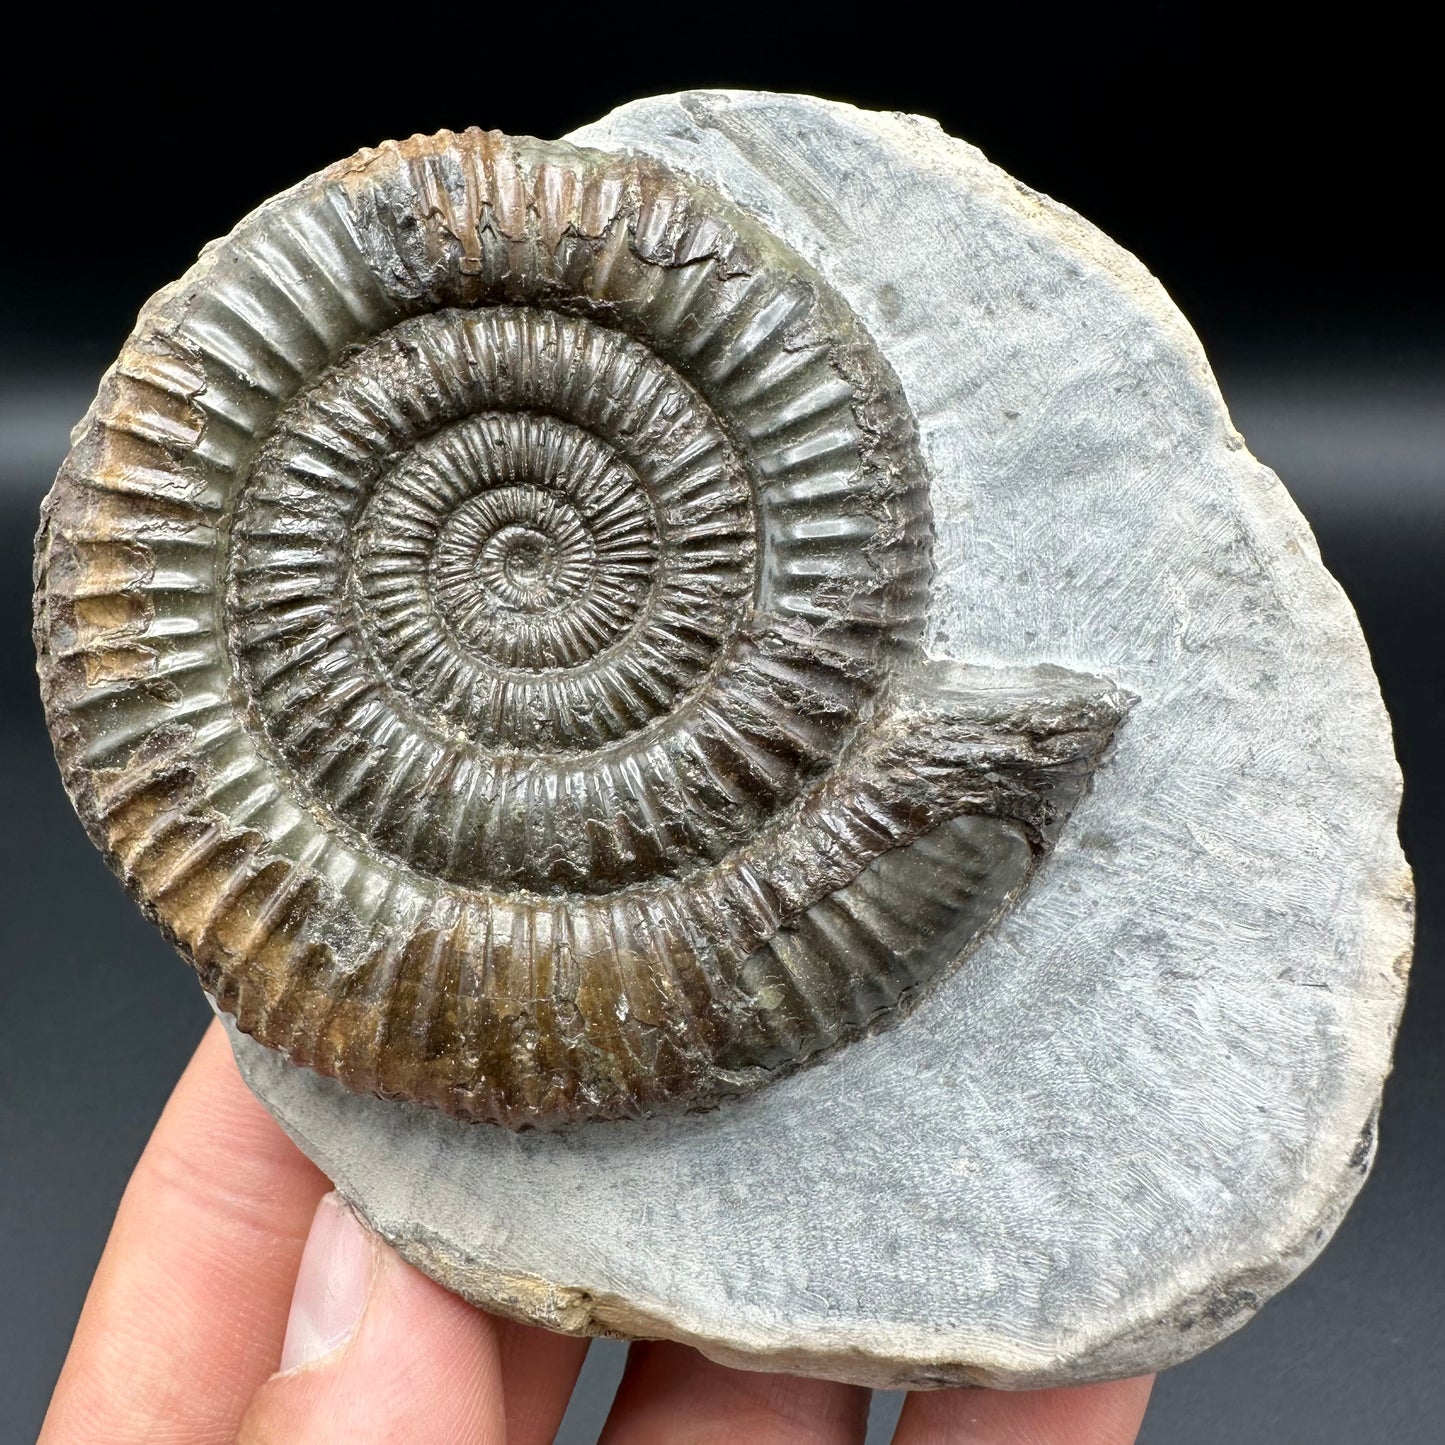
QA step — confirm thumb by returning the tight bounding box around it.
[239,1192,506,1444]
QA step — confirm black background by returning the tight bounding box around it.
[2,10,1439,1442]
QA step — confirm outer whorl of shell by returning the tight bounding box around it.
[34,129,1131,1127]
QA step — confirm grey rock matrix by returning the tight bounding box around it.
[223,90,1412,1388]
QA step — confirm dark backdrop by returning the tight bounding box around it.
[2,11,1439,1442]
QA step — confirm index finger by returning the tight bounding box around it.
[40,1019,331,1445]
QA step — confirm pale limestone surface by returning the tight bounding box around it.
[226,91,1412,1388]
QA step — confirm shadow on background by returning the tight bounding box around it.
[1,16,1439,1444]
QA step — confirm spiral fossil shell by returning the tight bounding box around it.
[35,128,1130,1127]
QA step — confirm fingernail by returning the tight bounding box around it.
[278,1192,376,1373]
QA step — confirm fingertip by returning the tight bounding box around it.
[276,1193,377,1374]
[240,1215,508,1444]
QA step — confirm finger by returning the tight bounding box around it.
[240,1195,589,1445]
[238,1192,509,1443]
[40,1019,331,1445]
[892,1374,1155,1445]
[599,1340,870,1444]
[493,1318,591,1445]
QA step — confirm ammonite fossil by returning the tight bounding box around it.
[35,128,1130,1128]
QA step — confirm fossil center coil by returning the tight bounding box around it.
[35,129,1131,1127]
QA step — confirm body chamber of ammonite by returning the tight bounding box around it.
[35,129,1129,1128]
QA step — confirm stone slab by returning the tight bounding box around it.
[226,90,1412,1389]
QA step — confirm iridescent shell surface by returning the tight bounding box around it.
[35,129,1129,1126]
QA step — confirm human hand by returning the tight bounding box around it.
[40,1020,1153,1443]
